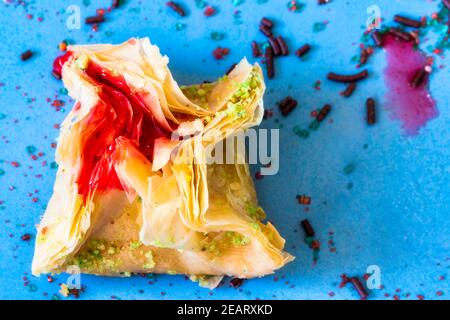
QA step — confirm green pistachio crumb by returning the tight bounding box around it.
[129,241,142,250]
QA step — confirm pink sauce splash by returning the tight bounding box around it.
[382,34,438,136]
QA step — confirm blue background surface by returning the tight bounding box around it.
[0,0,449,300]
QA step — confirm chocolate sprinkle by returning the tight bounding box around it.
[327,69,369,83]
[166,1,186,17]
[277,96,298,116]
[20,50,33,61]
[265,47,274,79]
[389,27,412,41]
[371,30,383,47]
[295,44,311,57]
[300,219,315,237]
[260,17,273,29]
[341,83,356,98]
[251,41,261,57]
[360,48,368,65]
[366,98,376,125]
[276,36,289,56]
[21,233,31,241]
[259,24,272,37]
[230,278,244,288]
[85,15,105,24]
[394,15,422,28]
[349,277,368,300]
[317,104,331,122]
[410,68,427,88]
[268,36,281,56]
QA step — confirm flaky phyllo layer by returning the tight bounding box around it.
[32,38,293,288]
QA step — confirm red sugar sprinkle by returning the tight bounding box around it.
[311,240,320,249]
[212,47,230,60]
[296,194,311,205]
[263,109,273,119]
[59,42,67,52]
[51,100,64,107]
[204,6,216,17]
[69,288,81,298]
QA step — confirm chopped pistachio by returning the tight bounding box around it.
[143,251,155,269]
[250,222,261,231]
[245,203,266,221]
[129,241,142,250]
[226,231,250,246]
[189,275,221,289]
[104,259,115,269]
[59,284,69,297]
[92,249,100,257]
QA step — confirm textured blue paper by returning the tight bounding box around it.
[0,0,449,300]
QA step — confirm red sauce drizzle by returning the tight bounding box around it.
[52,51,73,78]
[73,60,173,197]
